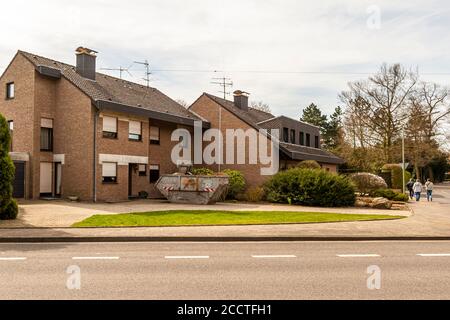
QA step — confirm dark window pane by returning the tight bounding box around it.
[306,133,311,147]
[149,166,160,183]
[315,135,319,148]
[40,127,53,151]
[103,131,118,139]
[290,129,296,144]
[299,132,304,146]
[283,128,289,143]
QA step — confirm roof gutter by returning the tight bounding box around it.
[96,100,210,128]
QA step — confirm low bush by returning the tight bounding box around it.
[0,199,18,220]
[370,188,408,202]
[349,172,388,195]
[264,168,356,207]
[245,186,265,202]
[296,160,321,170]
[191,167,215,176]
[138,191,149,199]
[222,169,246,200]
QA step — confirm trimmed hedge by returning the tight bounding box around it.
[382,164,412,189]
[264,168,356,207]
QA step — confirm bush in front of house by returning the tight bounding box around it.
[382,164,412,189]
[349,172,388,195]
[222,169,246,200]
[245,186,265,202]
[0,113,18,220]
[191,167,215,176]
[264,168,356,207]
[370,188,409,202]
[296,160,321,170]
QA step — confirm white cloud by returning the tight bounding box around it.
[1,0,450,118]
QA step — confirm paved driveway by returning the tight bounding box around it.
[1,198,409,229]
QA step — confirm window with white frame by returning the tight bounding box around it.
[6,82,14,99]
[129,120,142,141]
[102,162,117,183]
[149,126,160,145]
[8,120,13,151]
[102,116,118,139]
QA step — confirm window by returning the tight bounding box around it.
[299,132,304,146]
[305,133,311,147]
[8,121,13,151]
[129,120,142,141]
[149,164,160,183]
[315,135,320,148]
[149,126,160,145]
[102,162,117,183]
[6,82,14,99]
[103,116,118,139]
[282,127,289,143]
[290,129,296,144]
[138,164,147,176]
[40,118,53,152]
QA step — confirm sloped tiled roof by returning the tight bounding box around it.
[200,93,344,164]
[18,50,200,121]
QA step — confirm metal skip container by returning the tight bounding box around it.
[155,175,230,205]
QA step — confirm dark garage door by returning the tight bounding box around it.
[13,161,25,198]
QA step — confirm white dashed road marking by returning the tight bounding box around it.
[417,253,450,257]
[0,257,27,261]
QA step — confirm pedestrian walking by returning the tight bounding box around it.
[406,178,414,199]
[425,179,434,202]
[413,179,422,201]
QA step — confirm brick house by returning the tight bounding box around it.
[189,91,344,188]
[0,47,207,202]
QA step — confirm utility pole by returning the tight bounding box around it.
[210,77,233,172]
[402,128,406,194]
[134,60,151,87]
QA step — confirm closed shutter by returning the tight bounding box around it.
[103,116,117,133]
[102,162,117,177]
[41,118,53,128]
[129,121,141,135]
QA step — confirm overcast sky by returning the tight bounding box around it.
[1,0,450,119]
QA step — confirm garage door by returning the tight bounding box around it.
[13,161,25,198]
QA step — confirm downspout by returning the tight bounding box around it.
[93,107,98,202]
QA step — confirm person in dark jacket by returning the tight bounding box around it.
[406,178,414,199]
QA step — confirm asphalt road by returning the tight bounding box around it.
[1,241,450,300]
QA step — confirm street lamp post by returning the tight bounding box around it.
[402,128,406,194]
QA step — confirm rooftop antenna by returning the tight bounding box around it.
[100,65,133,79]
[134,60,151,87]
[211,77,233,99]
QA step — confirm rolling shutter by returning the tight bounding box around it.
[103,116,117,133]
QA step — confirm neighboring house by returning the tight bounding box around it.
[0,47,207,201]
[189,91,344,187]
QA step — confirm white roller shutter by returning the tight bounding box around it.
[103,116,117,133]
[102,162,117,177]
[41,118,53,128]
[129,121,141,135]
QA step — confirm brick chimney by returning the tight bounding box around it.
[233,90,249,111]
[75,47,97,80]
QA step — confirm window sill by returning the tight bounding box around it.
[40,149,53,152]
[102,181,118,185]
[129,139,143,142]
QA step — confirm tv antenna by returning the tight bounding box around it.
[211,77,233,99]
[100,65,133,79]
[134,60,151,87]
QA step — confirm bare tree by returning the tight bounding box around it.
[250,101,272,113]
[176,99,189,108]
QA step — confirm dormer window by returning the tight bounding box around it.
[6,82,14,99]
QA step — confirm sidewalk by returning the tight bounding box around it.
[0,186,449,241]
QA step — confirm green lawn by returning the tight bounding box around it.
[72,210,404,228]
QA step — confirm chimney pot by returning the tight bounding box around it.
[75,47,97,80]
[233,90,250,111]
